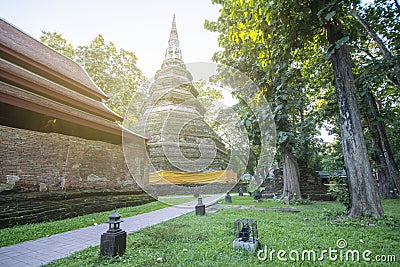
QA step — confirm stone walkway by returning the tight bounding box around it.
[0,195,224,267]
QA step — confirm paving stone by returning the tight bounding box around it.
[0,195,223,267]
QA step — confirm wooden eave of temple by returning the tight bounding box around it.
[0,18,144,143]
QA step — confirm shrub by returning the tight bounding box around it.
[327,174,350,210]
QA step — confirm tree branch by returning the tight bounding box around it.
[351,11,400,85]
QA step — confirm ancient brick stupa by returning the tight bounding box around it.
[134,15,232,185]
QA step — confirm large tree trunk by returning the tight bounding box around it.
[325,20,383,218]
[368,125,397,199]
[352,11,400,85]
[280,144,302,200]
[365,92,400,198]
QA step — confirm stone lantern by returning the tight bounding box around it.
[195,196,205,216]
[225,191,232,203]
[253,190,262,202]
[100,209,127,257]
[239,187,244,196]
[233,218,259,252]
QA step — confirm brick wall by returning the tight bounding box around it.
[0,125,148,193]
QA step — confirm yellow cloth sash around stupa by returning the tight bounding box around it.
[149,170,237,184]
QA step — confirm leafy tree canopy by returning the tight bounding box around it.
[40,32,145,117]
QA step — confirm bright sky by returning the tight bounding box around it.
[0,0,221,78]
[1,0,340,142]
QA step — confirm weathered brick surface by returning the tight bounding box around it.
[0,125,147,193]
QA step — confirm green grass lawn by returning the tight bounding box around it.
[0,200,169,247]
[46,197,399,266]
